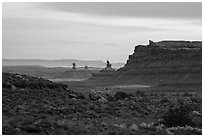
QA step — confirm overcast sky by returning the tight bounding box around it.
[3,2,202,63]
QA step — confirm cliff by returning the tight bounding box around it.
[115,40,202,86]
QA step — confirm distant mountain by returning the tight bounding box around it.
[2,59,125,69]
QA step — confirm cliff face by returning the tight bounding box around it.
[116,40,202,85]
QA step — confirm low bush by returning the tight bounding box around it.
[183,92,192,97]
[135,90,145,96]
[114,91,129,100]
[160,97,169,103]
[2,81,11,88]
[162,103,193,127]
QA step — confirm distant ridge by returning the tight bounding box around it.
[2,59,125,69]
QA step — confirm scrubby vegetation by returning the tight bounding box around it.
[2,72,202,135]
[2,73,67,89]
[162,102,193,127]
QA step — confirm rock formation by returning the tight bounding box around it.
[72,63,76,70]
[106,60,111,67]
[92,60,116,77]
[100,60,116,73]
[84,66,88,70]
[115,40,202,85]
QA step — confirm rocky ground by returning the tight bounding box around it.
[2,72,202,135]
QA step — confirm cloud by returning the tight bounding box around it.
[3,2,201,31]
[2,2,202,62]
[36,2,202,19]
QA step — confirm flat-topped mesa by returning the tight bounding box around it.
[129,40,202,61]
[148,40,202,49]
[116,40,202,85]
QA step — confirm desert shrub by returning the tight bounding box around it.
[46,109,54,115]
[21,118,35,126]
[183,92,192,97]
[8,117,24,128]
[160,97,169,103]
[160,93,166,97]
[135,90,145,96]
[16,80,28,88]
[21,125,42,133]
[38,119,53,128]
[2,81,11,88]
[128,93,134,98]
[75,92,85,99]
[114,91,129,100]
[162,103,193,127]
[2,126,19,135]
[58,83,68,89]
[166,126,202,135]
[47,83,58,89]
[37,81,46,89]
[29,82,40,89]
[150,93,158,96]
[80,100,89,105]
[191,96,202,104]
[106,94,114,102]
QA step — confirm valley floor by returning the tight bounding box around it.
[2,72,202,135]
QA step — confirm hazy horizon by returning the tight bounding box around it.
[3,58,125,64]
[2,58,125,68]
[3,2,202,63]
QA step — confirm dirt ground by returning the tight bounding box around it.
[2,72,202,135]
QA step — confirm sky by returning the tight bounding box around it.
[2,2,202,63]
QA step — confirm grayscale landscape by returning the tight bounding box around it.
[2,2,202,135]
